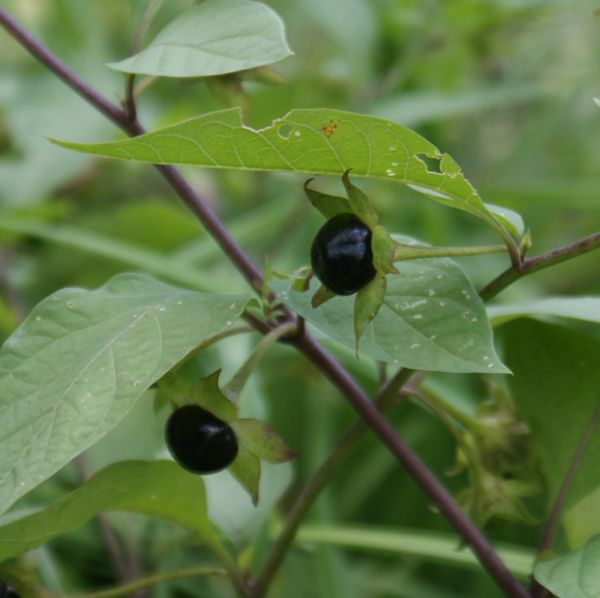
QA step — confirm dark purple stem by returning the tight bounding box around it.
[480,232,600,301]
[0,8,528,598]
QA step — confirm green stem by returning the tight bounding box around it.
[406,387,476,468]
[249,368,414,598]
[211,541,250,597]
[412,385,480,430]
[71,566,227,598]
[289,524,534,578]
[394,243,507,261]
[222,322,297,402]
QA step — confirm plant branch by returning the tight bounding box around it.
[123,0,160,122]
[530,399,600,598]
[250,368,414,598]
[73,457,134,585]
[0,10,528,598]
[480,231,600,301]
[71,566,226,598]
[295,336,529,598]
[222,321,297,401]
[394,243,507,261]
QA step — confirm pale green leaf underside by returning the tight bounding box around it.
[0,460,216,563]
[51,108,517,238]
[0,273,251,516]
[534,535,600,598]
[108,0,292,78]
[502,320,600,520]
[488,296,600,326]
[271,258,508,374]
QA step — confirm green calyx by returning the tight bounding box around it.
[155,326,296,504]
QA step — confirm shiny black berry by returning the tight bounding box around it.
[0,583,20,598]
[310,213,377,295]
[165,405,238,474]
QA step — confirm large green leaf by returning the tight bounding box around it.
[271,258,508,374]
[108,0,292,78]
[0,273,252,515]
[51,108,516,240]
[488,297,600,326]
[534,535,600,598]
[502,320,600,534]
[0,460,217,562]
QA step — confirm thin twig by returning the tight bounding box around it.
[123,0,161,122]
[480,231,600,301]
[530,399,600,598]
[73,457,132,584]
[250,368,414,598]
[0,9,529,598]
[70,566,226,598]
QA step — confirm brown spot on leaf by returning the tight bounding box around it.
[321,121,337,138]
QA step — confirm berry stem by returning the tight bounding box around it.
[222,322,297,403]
[394,243,508,261]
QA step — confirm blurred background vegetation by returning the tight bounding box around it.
[0,1,599,596]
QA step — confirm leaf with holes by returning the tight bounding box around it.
[0,460,218,563]
[51,108,519,241]
[0,273,253,516]
[108,0,292,78]
[271,256,507,374]
[534,535,600,598]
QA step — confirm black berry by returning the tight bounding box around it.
[310,213,377,295]
[0,583,20,598]
[165,405,238,474]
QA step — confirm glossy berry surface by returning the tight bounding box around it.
[0,583,20,598]
[165,405,238,474]
[310,213,377,295]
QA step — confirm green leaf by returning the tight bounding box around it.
[564,487,600,549]
[501,320,600,531]
[229,444,261,506]
[488,297,600,326]
[232,419,296,463]
[108,0,292,78]
[342,170,378,229]
[0,214,216,291]
[0,273,252,516]
[371,225,398,274]
[272,256,508,373]
[354,272,387,350]
[0,460,217,563]
[51,108,511,239]
[534,535,600,598]
[194,371,238,422]
[374,85,543,129]
[311,284,336,308]
[157,371,238,422]
[484,203,525,239]
[303,179,350,220]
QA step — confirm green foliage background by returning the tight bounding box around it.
[1,1,600,597]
